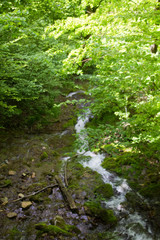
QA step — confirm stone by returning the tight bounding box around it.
[8,170,16,176]
[31,172,36,178]
[21,201,32,209]
[18,193,25,198]
[7,212,17,218]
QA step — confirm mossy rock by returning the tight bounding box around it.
[54,215,81,234]
[35,220,80,237]
[94,183,114,199]
[85,200,117,225]
[35,223,72,236]
[67,161,103,197]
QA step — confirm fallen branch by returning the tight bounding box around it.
[55,175,78,212]
[12,184,58,203]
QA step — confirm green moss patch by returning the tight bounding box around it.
[35,220,80,237]
[35,223,72,236]
[8,227,22,240]
[94,183,114,199]
[102,152,160,200]
[67,160,104,198]
[139,183,160,198]
[85,199,117,225]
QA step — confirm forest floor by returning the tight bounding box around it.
[0,85,160,240]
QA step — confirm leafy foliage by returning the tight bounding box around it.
[0,0,83,128]
[50,0,160,161]
[0,0,160,165]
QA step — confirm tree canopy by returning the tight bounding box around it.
[0,0,160,161]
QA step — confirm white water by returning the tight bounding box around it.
[75,112,154,240]
[67,90,84,98]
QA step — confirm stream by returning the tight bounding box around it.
[72,92,158,240]
[0,90,159,239]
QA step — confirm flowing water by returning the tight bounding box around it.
[0,90,159,239]
[74,108,157,240]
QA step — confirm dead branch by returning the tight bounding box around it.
[12,184,58,203]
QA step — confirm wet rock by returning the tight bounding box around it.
[8,170,16,176]
[21,201,32,209]
[7,212,17,218]
[80,215,88,221]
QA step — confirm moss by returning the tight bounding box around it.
[35,223,73,236]
[102,152,160,202]
[97,231,118,240]
[94,183,114,199]
[40,151,48,160]
[86,232,118,240]
[86,111,118,127]
[27,182,47,192]
[54,216,81,234]
[101,152,148,182]
[52,150,60,156]
[85,199,117,225]
[29,192,51,203]
[139,183,160,199]
[67,161,103,198]
[62,118,77,129]
[9,227,21,240]
[0,179,12,187]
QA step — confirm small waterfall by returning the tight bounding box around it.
[75,112,154,240]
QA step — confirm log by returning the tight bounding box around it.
[55,175,78,212]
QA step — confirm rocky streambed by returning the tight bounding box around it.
[0,91,160,240]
